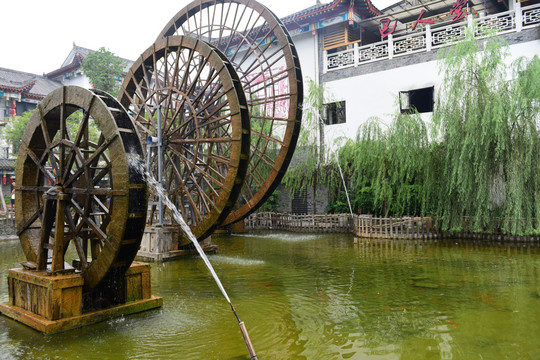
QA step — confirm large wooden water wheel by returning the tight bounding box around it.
[15,86,147,291]
[157,0,303,226]
[119,35,250,241]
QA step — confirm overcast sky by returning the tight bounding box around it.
[1,0,396,75]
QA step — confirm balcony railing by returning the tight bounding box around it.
[324,2,540,73]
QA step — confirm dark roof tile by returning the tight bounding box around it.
[0,158,15,170]
[0,68,62,98]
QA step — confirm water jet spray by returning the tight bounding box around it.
[131,156,258,359]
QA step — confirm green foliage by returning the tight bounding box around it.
[3,109,99,158]
[431,26,540,234]
[3,110,32,154]
[283,79,341,203]
[82,47,125,97]
[326,199,349,214]
[353,186,375,214]
[338,113,428,217]
[64,110,100,144]
[259,189,281,212]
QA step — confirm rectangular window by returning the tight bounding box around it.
[324,101,346,125]
[399,86,434,113]
[291,188,308,215]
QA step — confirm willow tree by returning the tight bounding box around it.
[339,118,386,214]
[432,26,540,234]
[283,80,340,212]
[339,112,429,216]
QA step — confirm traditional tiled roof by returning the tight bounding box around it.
[0,67,62,100]
[0,68,37,91]
[45,52,85,80]
[0,158,15,170]
[47,44,133,79]
[282,0,381,28]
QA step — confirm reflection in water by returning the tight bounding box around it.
[1,234,540,359]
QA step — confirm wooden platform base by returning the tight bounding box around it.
[0,295,162,334]
[0,262,162,334]
[138,226,217,261]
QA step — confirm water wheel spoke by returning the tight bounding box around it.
[251,128,284,147]
[21,144,56,183]
[186,174,214,215]
[173,102,229,140]
[242,47,286,85]
[162,152,185,185]
[250,142,278,169]
[18,185,53,193]
[245,166,265,190]
[234,28,278,77]
[63,107,93,180]
[220,3,253,55]
[63,187,116,197]
[91,164,112,187]
[37,106,60,175]
[161,157,205,221]
[92,195,110,215]
[169,144,226,189]
[224,11,266,64]
[64,135,115,188]
[193,84,230,117]
[69,198,110,249]
[178,184,202,222]
[64,209,89,272]
[169,137,234,144]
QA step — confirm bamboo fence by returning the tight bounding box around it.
[245,212,352,233]
[245,212,434,238]
[245,212,540,243]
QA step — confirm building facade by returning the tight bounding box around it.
[276,0,540,213]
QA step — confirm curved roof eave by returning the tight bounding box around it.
[45,53,84,79]
[282,0,381,28]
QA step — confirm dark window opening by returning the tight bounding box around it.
[324,101,346,125]
[399,86,434,113]
[291,188,308,215]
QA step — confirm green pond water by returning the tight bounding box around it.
[1,232,539,359]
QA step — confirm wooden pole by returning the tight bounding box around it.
[0,183,6,212]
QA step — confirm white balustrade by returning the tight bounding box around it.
[324,3,540,72]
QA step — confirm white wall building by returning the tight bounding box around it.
[276,0,540,213]
[284,0,540,143]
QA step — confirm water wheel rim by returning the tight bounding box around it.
[119,35,250,241]
[157,0,303,226]
[15,86,147,290]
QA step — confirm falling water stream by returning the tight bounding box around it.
[128,155,257,359]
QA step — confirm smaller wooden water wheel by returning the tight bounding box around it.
[15,86,147,291]
[119,35,250,241]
